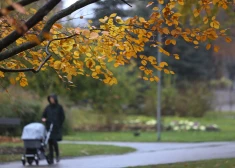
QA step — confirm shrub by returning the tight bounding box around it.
[0,86,42,135]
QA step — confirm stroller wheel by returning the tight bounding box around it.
[27,158,34,165]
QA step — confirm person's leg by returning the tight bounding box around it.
[53,140,60,162]
[48,139,54,164]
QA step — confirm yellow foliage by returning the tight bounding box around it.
[0,0,233,86]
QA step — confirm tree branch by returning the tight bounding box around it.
[120,0,132,7]
[0,34,77,73]
[0,0,39,18]
[0,0,61,51]
[0,0,100,62]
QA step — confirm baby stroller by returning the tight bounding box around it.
[21,122,53,166]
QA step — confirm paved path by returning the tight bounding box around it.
[1,141,235,168]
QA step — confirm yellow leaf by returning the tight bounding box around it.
[10,78,16,84]
[154,76,159,82]
[152,7,159,11]
[139,66,145,71]
[162,27,170,34]
[116,16,123,23]
[159,62,168,68]
[170,71,175,75]
[164,69,170,74]
[89,32,99,39]
[146,1,154,7]
[139,17,146,23]
[143,77,149,81]
[92,72,98,78]
[165,39,171,45]
[86,59,95,68]
[54,61,62,70]
[193,40,199,45]
[171,39,176,45]
[109,77,118,85]
[99,16,109,23]
[20,78,28,87]
[74,51,80,59]
[75,27,81,34]
[150,78,155,82]
[67,74,72,81]
[212,0,219,5]
[178,0,184,5]
[206,44,211,50]
[225,37,232,43]
[193,9,200,17]
[158,0,164,5]
[0,71,4,78]
[203,17,208,24]
[141,60,148,66]
[110,13,117,17]
[214,45,220,52]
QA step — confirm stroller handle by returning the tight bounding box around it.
[44,123,53,146]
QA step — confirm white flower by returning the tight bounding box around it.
[146,120,157,126]
[173,126,179,131]
[200,126,206,131]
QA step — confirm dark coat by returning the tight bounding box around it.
[42,94,65,141]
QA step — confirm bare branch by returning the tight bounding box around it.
[0,34,77,73]
[120,0,132,7]
[0,0,39,17]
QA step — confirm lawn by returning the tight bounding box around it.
[129,158,235,168]
[65,112,235,142]
[0,142,135,163]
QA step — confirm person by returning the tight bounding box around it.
[42,94,65,164]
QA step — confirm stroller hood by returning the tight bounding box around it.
[21,122,46,140]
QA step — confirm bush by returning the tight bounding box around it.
[175,83,213,117]
[0,86,42,135]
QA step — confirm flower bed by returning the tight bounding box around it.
[166,120,220,132]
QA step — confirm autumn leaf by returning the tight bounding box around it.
[214,45,220,52]
[110,13,117,17]
[158,0,164,5]
[159,62,168,68]
[54,61,62,70]
[193,9,200,17]
[20,78,28,87]
[146,1,154,7]
[89,32,99,39]
[165,39,171,45]
[177,0,184,5]
[206,44,211,50]
[0,72,4,78]
[225,37,232,43]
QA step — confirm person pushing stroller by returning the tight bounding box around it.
[42,94,65,164]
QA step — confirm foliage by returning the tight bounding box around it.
[0,0,233,87]
[0,86,42,135]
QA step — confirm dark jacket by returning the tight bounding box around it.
[42,94,65,141]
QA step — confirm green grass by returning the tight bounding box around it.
[65,112,235,142]
[130,158,235,168]
[0,142,135,163]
